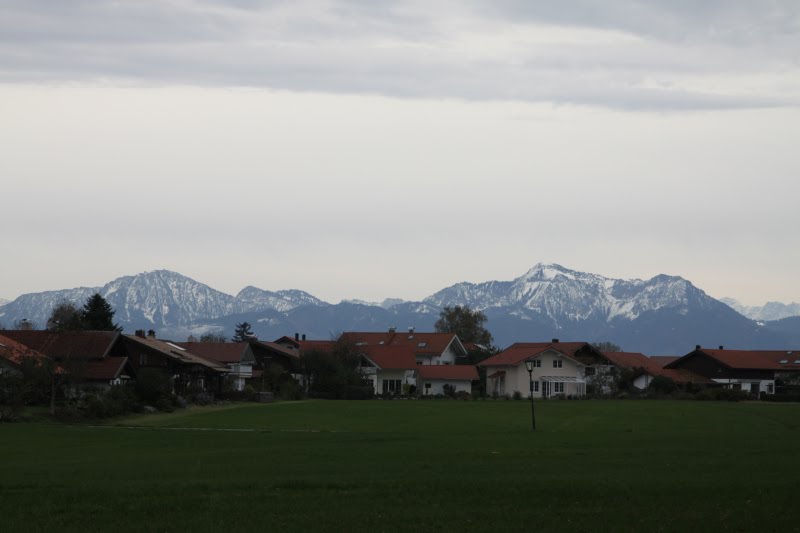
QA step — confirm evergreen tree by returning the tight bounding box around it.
[80,293,121,331]
[232,322,254,342]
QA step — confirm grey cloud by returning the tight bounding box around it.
[0,0,798,110]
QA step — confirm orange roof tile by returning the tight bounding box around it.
[418,365,479,381]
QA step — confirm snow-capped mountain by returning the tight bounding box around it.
[0,270,329,331]
[1,264,795,353]
[424,263,716,326]
[0,298,10,307]
[720,298,800,322]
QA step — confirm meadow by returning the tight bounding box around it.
[1,400,799,532]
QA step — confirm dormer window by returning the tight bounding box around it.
[417,342,427,348]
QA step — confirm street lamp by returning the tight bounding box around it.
[524,358,536,431]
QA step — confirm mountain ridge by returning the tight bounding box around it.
[1,264,797,353]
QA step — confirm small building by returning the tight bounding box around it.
[665,346,785,395]
[177,342,255,391]
[480,341,593,398]
[357,345,417,395]
[418,364,478,396]
[603,351,710,390]
[340,329,468,365]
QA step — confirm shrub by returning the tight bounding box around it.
[155,397,175,412]
[648,376,678,395]
[695,387,750,402]
[512,390,522,400]
[135,368,173,404]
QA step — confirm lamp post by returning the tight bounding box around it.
[525,358,536,431]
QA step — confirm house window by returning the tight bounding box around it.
[139,353,148,365]
[382,379,402,394]
[554,382,564,393]
[533,360,541,368]
[585,367,595,376]
[533,381,539,392]
[767,383,774,394]
[553,360,562,368]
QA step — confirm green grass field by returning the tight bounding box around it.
[2,400,799,532]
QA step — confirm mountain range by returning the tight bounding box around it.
[0,264,797,354]
[719,298,800,322]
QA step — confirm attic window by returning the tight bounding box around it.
[417,342,428,348]
[795,360,800,364]
[379,341,385,345]
[780,360,789,364]
[0,343,5,348]
[355,342,366,346]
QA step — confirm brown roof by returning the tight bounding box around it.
[123,335,229,372]
[85,357,129,381]
[359,345,417,370]
[1,330,120,360]
[176,342,250,364]
[0,333,52,367]
[479,342,588,367]
[603,352,652,370]
[418,365,479,381]
[649,356,680,367]
[668,348,786,371]
[255,341,300,359]
[341,331,467,357]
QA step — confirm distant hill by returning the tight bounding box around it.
[1,264,795,354]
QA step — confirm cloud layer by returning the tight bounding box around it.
[1,0,798,109]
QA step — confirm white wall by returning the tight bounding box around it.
[421,379,472,396]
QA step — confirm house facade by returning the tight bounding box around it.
[177,342,256,391]
[665,346,784,395]
[480,342,591,398]
[418,364,478,396]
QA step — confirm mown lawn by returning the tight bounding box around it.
[1,400,799,532]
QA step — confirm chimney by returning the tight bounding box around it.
[295,333,299,341]
[719,345,724,350]
[389,326,396,333]
[147,330,156,339]
[552,338,559,343]
[408,326,415,334]
[135,329,145,338]
[695,345,701,350]
[302,334,306,341]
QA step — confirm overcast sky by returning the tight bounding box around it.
[1,0,799,306]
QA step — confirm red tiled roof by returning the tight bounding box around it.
[1,330,120,360]
[359,345,417,370]
[254,341,300,359]
[123,336,229,372]
[298,340,336,353]
[85,357,129,381]
[0,333,51,367]
[603,352,652,370]
[341,331,467,357]
[176,342,249,364]
[479,342,588,367]
[649,356,680,367]
[668,348,785,371]
[418,365,479,381]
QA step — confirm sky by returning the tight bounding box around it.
[1,0,799,306]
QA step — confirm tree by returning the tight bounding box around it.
[435,305,493,347]
[80,293,121,331]
[47,301,84,331]
[591,341,622,353]
[13,318,36,330]
[301,338,372,399]
[232,322,254,342]
[200,333,227,343]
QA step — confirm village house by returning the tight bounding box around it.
[357,344,418,395]
[121,333,229,394]
[417,364,478,396]
[479,340,613,398]
[0,330,132,389]
[341,328,469,365]
[176,341,255,391]
[664,346,790,396]
[602,351,711,390]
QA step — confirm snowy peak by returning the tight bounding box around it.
[235,286,327,313]
[424,265,716,325]
[721,298,800,321]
